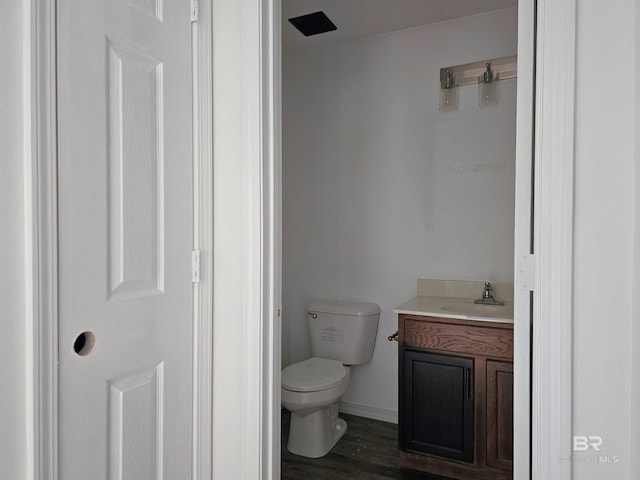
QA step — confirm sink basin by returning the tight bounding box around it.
[440,301,513,319]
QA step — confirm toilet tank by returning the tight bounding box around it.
[307,300,381,365]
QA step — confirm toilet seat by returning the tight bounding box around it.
[282,357,347,392]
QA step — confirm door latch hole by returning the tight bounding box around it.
[73,331,97,356]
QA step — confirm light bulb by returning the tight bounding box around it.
[439,86,458,112]
[478,81,498,107]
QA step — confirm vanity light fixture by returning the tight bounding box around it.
[439,69,458,112]
[438,55,517,111]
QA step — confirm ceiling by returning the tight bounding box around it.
[282,0,517,51]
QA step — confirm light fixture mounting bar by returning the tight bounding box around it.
[440,55,517,87]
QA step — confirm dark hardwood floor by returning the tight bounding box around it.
[281,410,454,480]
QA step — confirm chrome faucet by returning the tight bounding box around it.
[474,282,504,305]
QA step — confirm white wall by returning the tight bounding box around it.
[282,8,518,417]
[573,0,637,478]
[0,1,27,479]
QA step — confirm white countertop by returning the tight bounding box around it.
[394,295,514,323]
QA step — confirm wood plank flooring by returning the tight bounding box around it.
[281,410,454,480]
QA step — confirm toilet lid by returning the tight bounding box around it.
[282,357,347,392]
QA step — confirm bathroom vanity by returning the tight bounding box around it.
[394,280,514,480]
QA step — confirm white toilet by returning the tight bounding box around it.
[281,300,380,458]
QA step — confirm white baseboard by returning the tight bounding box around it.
[338,401,398,424]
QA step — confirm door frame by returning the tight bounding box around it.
[528,1,576,478]
[259,1,575,479]
[514,0,576,478]
[27,1,214,479]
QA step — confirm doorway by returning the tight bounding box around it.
[279,1,531,479]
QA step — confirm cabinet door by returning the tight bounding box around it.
[401,350,474,462]
[486,360,513,470]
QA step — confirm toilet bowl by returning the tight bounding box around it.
[282,358,351,458]
[281,300,380,458]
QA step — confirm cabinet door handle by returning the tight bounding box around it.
[466,368,472,399]
[387,331,399,342]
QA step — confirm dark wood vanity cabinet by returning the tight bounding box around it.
[398,314,513,480]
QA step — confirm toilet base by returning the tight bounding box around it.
[286,403,347,458]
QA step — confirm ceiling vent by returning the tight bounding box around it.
[288,11,337,37]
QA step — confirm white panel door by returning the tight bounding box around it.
[57,1,194,479]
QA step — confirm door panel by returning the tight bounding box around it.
[106,38,165,301]
[401,350,474,463]
[109,364,164,480]
[57,1,193,479]
[486,360,514,470]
